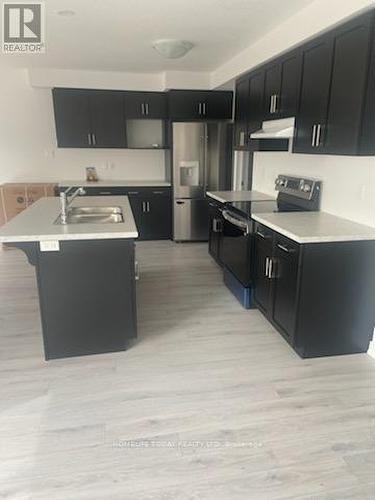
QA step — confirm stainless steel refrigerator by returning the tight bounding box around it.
[172,122,232,241]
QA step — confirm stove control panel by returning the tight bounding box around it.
[275,175,321,201]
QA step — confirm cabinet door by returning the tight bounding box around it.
[325,14,373,155]
[204,91,233,120]
[271,237,300,341]
[279,50,302,118]
[208,202,223,264]
[168,91,203,120]
[89,91,126,148]
[248,70,265,136]
[52,89,91,148]
[253,226,273,314]
[264,62,282,119]
[124,92,168,119]
[293,35,334,154]
[128,192,171,240]
[234,78,250,149]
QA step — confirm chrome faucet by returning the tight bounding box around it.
[60,187,86,224]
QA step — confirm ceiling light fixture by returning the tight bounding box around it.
[57,9,76,17]
[152,39,194,59]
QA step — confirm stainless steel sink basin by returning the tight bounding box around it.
[55,206,124,224]
[68,206,123,215]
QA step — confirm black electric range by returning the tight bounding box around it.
[220,175,322,288]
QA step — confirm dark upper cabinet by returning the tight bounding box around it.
[248,70,265,136]
[293,34,334,154]
[89,91,126,148]
[53,89,92,148]
[233,77,250,149]
[263,51,301,120]
[124,92,168,119]
[264,62,282,119]
[325,14,373,155]
[53,88,126,148]
[279,51,302,118]
[168,90,233,120]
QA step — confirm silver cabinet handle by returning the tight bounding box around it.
[203,102,207,115]
[239,131,245,147]
[277,243,296,254]
[92,133,96,146]
[273,94,278,113]
[270,95,274,113]
[128,191,139,195]
[147,201,150,212]
[268,258,273,279]
[265,257,270,277]
[152,191,164,195]
[141,103,145,115]
[135,261,140,281]
[88,133,92,146]
[198,102,202,115]
[142,201,146,212]
[213,218,223,233]
[311,125,317,147]
[146,103,149,115]
[256,230,270,240]
[316,124,322,147]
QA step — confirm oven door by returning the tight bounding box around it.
[221,210,252,286]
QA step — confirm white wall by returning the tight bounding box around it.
[253,152,375,227]
[0,67,167,185]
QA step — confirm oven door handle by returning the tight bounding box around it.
[222,210,250,234]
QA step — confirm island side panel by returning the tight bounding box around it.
[295,240,375,358]
[35,239,137,360]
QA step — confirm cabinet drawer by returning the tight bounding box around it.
[254,223,274,241]
[274,234,300,258]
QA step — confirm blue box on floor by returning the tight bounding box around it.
[223,268,255,309]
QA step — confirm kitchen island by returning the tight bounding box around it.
[0,196,138,360]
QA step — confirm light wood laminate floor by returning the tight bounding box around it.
[1,241,375,499]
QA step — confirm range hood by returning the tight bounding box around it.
[250,117,295,139]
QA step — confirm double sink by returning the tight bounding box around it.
[57,206,124,225]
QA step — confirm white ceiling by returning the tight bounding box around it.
[1,0,316,72]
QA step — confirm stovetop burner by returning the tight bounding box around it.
[227,175,322,219]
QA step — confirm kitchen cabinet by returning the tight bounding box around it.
[64,185,172,240]
[294,13,373,155]
[233,77,250,149]
[53,89,126,148]
[168,90,233,120]
[293,34,334,154]
[263,51,301,120]
[208,200,224,265]
[253,225,273,313]
[253,222,375,358]
[128,189,172,240]
[247,70,265,137]
[124,92,168,119]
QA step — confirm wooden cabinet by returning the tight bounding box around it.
[127,189,172,240]
[72,185,172,240]
[53,89,126,148]
[253,222,375,358]
[293,34,334,154]
[294,13,373,155]
[168,90,233,120]
[124,92,168,119]
[233,77,250,149]
[248,70,265,137]
[264,51,301,120]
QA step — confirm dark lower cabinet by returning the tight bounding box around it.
[61,186,172,241]
[254,222,375,358]
[14,239,137,360]
[128,190,172,240]
[208,201,224,265]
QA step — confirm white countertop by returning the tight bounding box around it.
[206,190,275,204]
[59,180,171,188]
[252,212,375,244]
[0,196,138,243]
